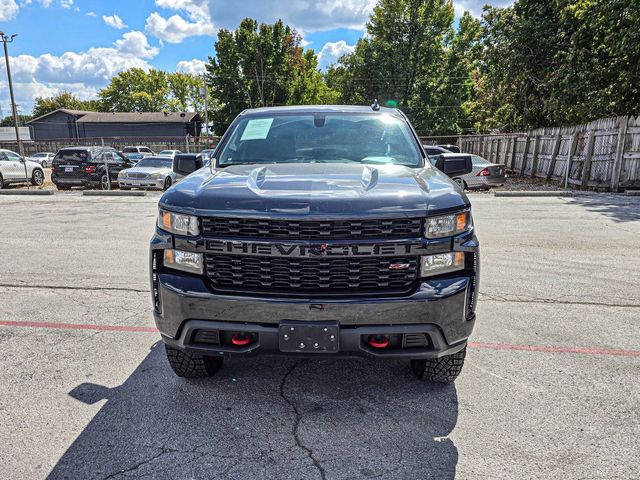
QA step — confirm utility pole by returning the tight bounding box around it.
[201,74,209,149]
[1,31,28,186]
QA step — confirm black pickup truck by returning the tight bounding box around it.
[150,105,479,383]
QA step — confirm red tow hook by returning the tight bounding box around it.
[231,333,251,346]
[368,335,390,349]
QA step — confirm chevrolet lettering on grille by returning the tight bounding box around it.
[206,240,431,257]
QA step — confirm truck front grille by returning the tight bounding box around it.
[205,255,418,295]
[201,217,422,239]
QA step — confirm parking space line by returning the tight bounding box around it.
[1,320,639,357]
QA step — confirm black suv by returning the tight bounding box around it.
[151,105,478,384]
[51,147,134,190]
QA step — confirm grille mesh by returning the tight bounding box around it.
[205,255,418,293]
[201,217,422,239]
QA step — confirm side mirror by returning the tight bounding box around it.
[435,155,473,178]
[173,154,203,176]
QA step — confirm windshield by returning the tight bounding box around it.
[135,158,173,168]
[217,113,423,167]
[123,147,138,153]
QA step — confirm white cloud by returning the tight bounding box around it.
[102,14,128,30]
[453,0,514,17]
[144,0,376,43]
[0,31,159,112]
[317,40,355,70]
[60,0,73,9]
[86,11,96,17]
[145,12,214,43]
[0,0,20,22]
[177,59,207,75]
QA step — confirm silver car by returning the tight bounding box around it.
[456,154,506,190]
[27,152,55,168]
[117,156,181,191]
[158,149,182,158]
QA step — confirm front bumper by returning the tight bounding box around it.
[466,176,506,188]
[118,178,165,189]
[151,229,479,359]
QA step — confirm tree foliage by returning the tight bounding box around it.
[1,114,33,127]
[32,92,98,119]
[469,0,640,132]
[96,68,203,113]
[207,18,338,134]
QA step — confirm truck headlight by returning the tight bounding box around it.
[424,211,471,238]
[158,209,199,236]
[420,252,465,277]
[164,249,203,274]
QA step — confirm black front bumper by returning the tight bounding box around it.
[151,229,479,360]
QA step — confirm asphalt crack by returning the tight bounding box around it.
[279,361,327,480]
[479,292,640,308]
[0,283,149,293]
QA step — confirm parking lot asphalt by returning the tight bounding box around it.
[0,193,638,479]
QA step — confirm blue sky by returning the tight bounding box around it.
[0,0,512,115]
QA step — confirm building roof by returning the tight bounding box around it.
[27,109,92,123]
[27,109,200,124]
[76,112,199,124]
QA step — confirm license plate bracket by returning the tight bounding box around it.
[278,321,339,353]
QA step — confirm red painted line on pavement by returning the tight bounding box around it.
[0,320,157,333]
[468,341,640,358]
[1,321,638,358]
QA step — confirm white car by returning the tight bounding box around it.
[158,149,182,158]
[27,152,55,168]
[0,149,46,188]
[117,156,181,191]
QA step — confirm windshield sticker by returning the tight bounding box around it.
[240,118,274,141]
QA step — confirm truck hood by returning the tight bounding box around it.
[159,163,469,217]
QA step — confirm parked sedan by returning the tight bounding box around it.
[158,149,182,158]
[455,154,506,190]
[27,152,55,168]
[0,149,46,188]
[117,156,181,191]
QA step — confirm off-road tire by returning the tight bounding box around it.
[0,173,4,189]
[165,344,223,378]
[411,347,466,384]
[163,176,172,191]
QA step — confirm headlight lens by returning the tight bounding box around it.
[164,249,203,274]
[150,172,163,179]
[420,252,465,277]
[158,209,199,236]
[424,211,471,238]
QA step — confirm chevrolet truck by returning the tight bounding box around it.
[150,105,479,383]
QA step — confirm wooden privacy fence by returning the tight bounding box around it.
[456,116,640,191]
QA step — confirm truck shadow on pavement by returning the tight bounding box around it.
[49,342,459,480]
[565,195,640,223]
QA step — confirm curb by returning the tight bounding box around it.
[0,189,55,195]
[82,191,147,197]
[493,191,590,197]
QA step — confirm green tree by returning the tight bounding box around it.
[0,114,33,127]
[207,18,338,133]
[98,68,171,112]
[329,0,460,134]
[413,11,482,134]
[32,91,98,118]
[167,72,205,112]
